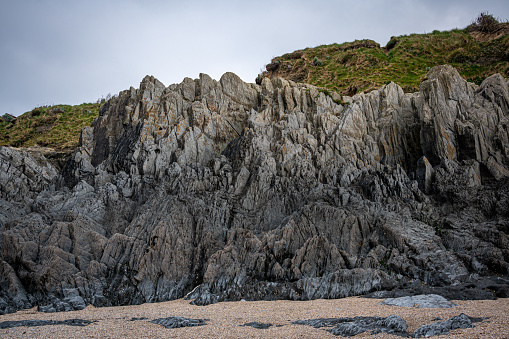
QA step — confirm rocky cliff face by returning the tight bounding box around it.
[0,65,508,314]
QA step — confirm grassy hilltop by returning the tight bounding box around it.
[0,103,100,151]
[258,13,509,95]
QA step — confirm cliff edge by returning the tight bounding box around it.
[0,65,508,313]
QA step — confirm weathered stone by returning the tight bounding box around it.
[240,322,272,329]
[413,313,478,338]
[0,319,95,329]
[416,156,433,193]
[0,146,58,204]
[150,317,207,329]
[381,294,456,308]
[293,315,408,337]
[0,65,508,314]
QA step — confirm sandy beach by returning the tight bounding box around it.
[0,297,508,338]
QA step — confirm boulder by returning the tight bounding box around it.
[381,294,456,308]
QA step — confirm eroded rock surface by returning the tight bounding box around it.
[381,294,456,308]
[413,313,481,338]
[293,313,483,337]
[0,65,508,313]
[0,319,95,329]
[293,315,408,337]
[240,322,272,329]
[150,317,207,329]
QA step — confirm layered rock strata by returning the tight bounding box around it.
[0,65,508,313]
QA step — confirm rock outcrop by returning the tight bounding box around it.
[293,315,409,337]
[380,294,456,308]
[293,313,483,337]
[0,65,508,313]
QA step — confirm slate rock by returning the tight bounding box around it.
[377,315,409,332]
[416,156,433,194]
[381,294,456,308]
[0,146,58,205]
[37,305,56,313]
[240,322,272,329]
[63,288,87,310]
[150,316,207,328]
[413,313,477,338]
[294,315,408,337]
[0,65,508,313]
[363,275,509,301]
[329,322,368,336]
[0,319,95,329]
[292,318,351,328]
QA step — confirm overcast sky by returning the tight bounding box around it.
[1,0,508,116]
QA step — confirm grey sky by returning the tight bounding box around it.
[1,0,508,116]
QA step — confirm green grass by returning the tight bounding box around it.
[262,26,509,95]
[0,103,100,151]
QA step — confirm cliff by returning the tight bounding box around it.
[0,65,508,314]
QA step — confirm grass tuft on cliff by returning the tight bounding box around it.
[259,14,509,95]
[0,103,100,151]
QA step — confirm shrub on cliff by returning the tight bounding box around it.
[468,12,500,34]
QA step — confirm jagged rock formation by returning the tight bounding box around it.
[0,319,95,329]
[150,317,207,329]
[0,65,508,314]
[293,315,409,337]
[293,313,482,337]
[412,313,480,338]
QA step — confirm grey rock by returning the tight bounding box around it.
[240,322,272,329]
[295,314,481,337]
[63,289,87,310]
[0,319,95,329]
[329,322,368,336]
[413,313,477,338]
[0,260,31,314]
[150,316,207,328]
[294,315,408,337]
[0,146,58,204]
[381,294,456,308]
[377,315,409,332]
[37,305,56,313]
[0,65,508,313]
[292,318,347,328]
[362,275,507,300]
[416,156,433,194]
